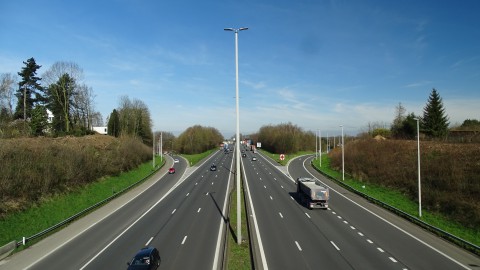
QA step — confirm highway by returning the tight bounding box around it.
[244,150,480,269]
[0,150,233,270]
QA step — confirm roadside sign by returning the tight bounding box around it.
[280,154,285,160]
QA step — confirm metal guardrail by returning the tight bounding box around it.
[13,165,161,248]
[310,160,480,256]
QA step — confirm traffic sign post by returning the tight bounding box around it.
[280,154,285,161]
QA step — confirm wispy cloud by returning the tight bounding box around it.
[405,80,432,88]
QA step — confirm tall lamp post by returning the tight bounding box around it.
[319,129,322,167]
[340,125,344,181]
[225,27,248,245]
[414,118,422,217]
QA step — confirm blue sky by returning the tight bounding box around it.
[1,0,479,137]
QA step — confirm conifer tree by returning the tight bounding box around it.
[14,58,43,120]
[422,88,449,138]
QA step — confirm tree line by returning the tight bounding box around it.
[0,58,101,137]
[250,122,316,154]
[364,88,479,140]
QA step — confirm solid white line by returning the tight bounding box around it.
[172,209,176,214]
[212,148,234,270]
[242,157,269,270]
[330,241,340,251]
[295,241,302,251]
[181,235,187,245]
[300,156,471,270]
[145,237,153,246]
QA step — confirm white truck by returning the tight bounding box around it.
[296,177,329,209]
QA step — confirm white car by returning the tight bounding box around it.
[174,159,179,163]
[252,157,257,161]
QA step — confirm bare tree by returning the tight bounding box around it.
[42,61,84,87]
[0,73,17,115]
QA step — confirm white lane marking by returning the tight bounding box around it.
[279,212,284,218]
[332,211,336,214]
[358,232,364,236]
[206,192,209,196]
[172,209,176,214]
[290,196,294,201]
[343,220,348,224]
[197,208,201,213]
[295,241,302,251]
[367,239,373,244]
[145,237,153,246]
[274,178,277,181]
[281,185,284,189]
[350,226,356,230]
[377,247,385,253]
[270,196,273,200]
[264,185,267,189]
[212,182,214,185]
[212,150,235,270]
[259,177,262,180]
[305,213,311,219]
[330,241,340,251]
[181,235,187,245]
[337,216,342,219]
[389,257,398,263]
[186,192,190,197]
[299,157,471,270]
[195,182,198,185]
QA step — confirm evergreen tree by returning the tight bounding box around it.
[422,88,449,138]
[108,109,120,137]
[14,58,43,120]
[29,105,49,136]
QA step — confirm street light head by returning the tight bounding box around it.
[239,27,249,31]
[224,28,234,31]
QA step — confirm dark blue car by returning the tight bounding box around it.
[127,247,161,270]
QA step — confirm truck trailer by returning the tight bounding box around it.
[296,177,329,209]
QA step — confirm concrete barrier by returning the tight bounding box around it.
[0,241,16,261]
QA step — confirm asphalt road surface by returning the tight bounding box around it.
[243,151,480,270]
[0,150,233,270]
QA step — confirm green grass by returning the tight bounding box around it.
[181,148,218,166]
[312,155,480,247]
[259,150,314,166]
[228,181,251,269]
[0,156,164,248]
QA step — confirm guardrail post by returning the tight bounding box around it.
[23,237,26,246]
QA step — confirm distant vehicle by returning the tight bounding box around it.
[174,159,179,163]
[168,167,175,174]
[252,157,257,161]
[242,153,247,158]
[296,177,329,209]
[210,164,217,171]
[127,247,161,270]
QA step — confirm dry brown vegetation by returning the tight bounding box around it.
[329,139,480,229]
[0,135,151,217]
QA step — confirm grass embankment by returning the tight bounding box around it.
[180,148,218,166]
[313,154,480,247]
[260,150,314,166]
[227,180,251,269]
[0,156,164,248]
